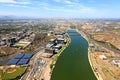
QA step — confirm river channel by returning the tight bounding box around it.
[51,30,97,80]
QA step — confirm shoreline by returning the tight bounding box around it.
[42,33,71,80]
[77,29,103,80]
[50,33,71,73]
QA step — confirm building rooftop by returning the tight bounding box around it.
[14,54,24,59]
[57,38,65,40]
[99,55,107,60]
[7,59,20,65]
[17,59,29,65]
[22,53,33,59]
[46,43,54,48]
[50,39,55,42]
[55,44,62,48]
[7,53,33,65]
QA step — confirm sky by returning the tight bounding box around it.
[0,0,120,18]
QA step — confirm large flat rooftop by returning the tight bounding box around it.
[7,53,33,65]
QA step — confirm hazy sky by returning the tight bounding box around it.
[0,0,120,18]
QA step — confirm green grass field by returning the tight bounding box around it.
[0,67,26,80]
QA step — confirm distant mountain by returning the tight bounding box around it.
[0,15,32,20]
[0,15,120,21]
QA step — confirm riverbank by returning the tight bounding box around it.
[50,33,71,75]
[78,29,120,80]
[40,33,71,80]
[77,30,103,80]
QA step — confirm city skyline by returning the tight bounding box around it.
[0,0,120,18]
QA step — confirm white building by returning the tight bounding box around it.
[99,55,107,60]
[113,60,120,67]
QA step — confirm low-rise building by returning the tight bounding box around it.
[0,41,6,46]
[57,38,65,44]
[7,38,17,46]
[55,44,62,52]
[113,60,120,67]
[13,40,31,49]
[46,43,54,48]
[45,48,55,54]
[99,55,107,60]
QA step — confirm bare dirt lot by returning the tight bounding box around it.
[90,52,120,80]
[0,46,24,56]
[92,30,120,50]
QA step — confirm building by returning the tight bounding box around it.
[17,59,30,65]
[57,38,65,44]
[113,60,120,67]
[45,48,55,54]
[46,43,54,48]
[7,38,17,46]
[99,55,107,60]
[0,41,6,46]
[55,44,62,52]
[7,58,20,65]
[7,53,33,66]
[13,40,31,49]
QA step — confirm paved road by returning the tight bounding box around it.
[20,47,44,80]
